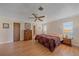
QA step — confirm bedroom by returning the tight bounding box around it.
[0,3,79,56]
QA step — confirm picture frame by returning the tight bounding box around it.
[25,23,31,30]
[3,23,9,29]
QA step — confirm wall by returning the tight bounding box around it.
[0,18,13,44]
[31,21,43,35]
[47,15,79,47]
[0,17,26,44]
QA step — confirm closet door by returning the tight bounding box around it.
[14,23,20,42]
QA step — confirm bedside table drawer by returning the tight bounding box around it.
[62,38,71,46]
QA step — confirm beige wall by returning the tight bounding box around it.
[0,19,13,44]
[0,17,26,44]
[47,15,79,47]
[31,21,44,36]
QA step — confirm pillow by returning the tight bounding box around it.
[52,33,60,37]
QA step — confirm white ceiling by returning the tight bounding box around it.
[0,3,79,22]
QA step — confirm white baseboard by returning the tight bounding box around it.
[72,42,79,47]
[0,41,13,44]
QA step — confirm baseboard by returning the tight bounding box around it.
[72,43,79,47]
[0,41,13,44]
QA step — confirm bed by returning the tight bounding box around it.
[35,34,61,51]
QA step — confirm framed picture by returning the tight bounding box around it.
[3,23,9,29]
[25,23,31,30]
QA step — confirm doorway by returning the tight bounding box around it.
[13,23,20,42]
[33,25,36,36]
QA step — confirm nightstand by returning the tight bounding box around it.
[62,38,72,46]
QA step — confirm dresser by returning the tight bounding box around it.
[24,30,32,41]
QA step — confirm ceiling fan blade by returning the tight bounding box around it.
[32,13,37,18]
[38,18,43,21]
[34,18,37,22]
[38,16,45,18]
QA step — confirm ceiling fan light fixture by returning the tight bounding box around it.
[38,6,44,11]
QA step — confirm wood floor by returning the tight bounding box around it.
[0,40,79,56]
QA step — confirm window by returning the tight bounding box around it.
[63,22,73,39]
[42,24,47,34]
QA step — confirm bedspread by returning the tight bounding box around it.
[35,34,61,51]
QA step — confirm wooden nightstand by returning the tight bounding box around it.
[62,38,72,46]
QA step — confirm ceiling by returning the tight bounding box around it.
[0,3,79,22]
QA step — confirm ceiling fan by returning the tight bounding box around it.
[29,13,45,22]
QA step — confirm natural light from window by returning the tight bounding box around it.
[42,24,47,34]
[63,22,73,39]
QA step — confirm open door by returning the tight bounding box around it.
[13,23,20,42]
